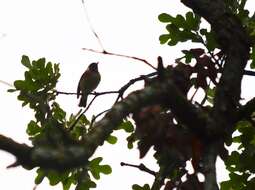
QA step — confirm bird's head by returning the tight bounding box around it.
[88,62,99,72]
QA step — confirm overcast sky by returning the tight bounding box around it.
[0,1,255,190]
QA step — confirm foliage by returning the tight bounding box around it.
[3,0,255,190]
[157,0,255,189]
[9,56,112,190]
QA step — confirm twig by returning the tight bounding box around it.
[190,87,199,102]
[115,72,157,103]
[82,48,157,70]
[65,71,157,130]
[81,0,105,51]
[0,80,13,87]
[90,109,111,127]
[80,1,156,70]
[54,90,119,96]
[120,162,156,176]
[68,96,97,131]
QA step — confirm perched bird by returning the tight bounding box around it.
[77,62,101,107]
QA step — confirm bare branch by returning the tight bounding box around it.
[120,162,156,176]
[82,48,157,70]
[81,0,105,51]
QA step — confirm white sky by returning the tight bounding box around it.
[0,0,254,190]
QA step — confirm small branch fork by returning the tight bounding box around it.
[55,71,157,127]
[80,1,156,70]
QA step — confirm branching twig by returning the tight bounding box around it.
[115,72,157,103]
[63,71,157,130]
[90,109,111,127]
[80,1,156,70]
[82,48,157,70]
[68,95,97,131]
[120,162,156,176]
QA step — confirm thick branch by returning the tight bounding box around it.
[0,78,207,170]
[180,1,251,189]
[203,143,219,190]
[0,134,32,167]
[181,0,251,132]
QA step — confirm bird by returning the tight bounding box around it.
[77,62,101,107]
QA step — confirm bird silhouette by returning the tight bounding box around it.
[77,62,101,107]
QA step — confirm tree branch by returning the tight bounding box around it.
[181,0,251,131]
[82,48,157,70]
[202,143,219,190]
[0,76,207,170]
[120,162,156,176]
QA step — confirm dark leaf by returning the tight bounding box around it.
[21,55,31,68]
[158,13,173,23]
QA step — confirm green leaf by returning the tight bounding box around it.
[62,178,73,190]
[89,157,112,180]
[126,134,136,149]
[127,140,134,149]
[220,180,233,190]
[14,80,25,90]
[159,34,170,44]
[118,121,134,133]
[52,102,66,122]
[21,55,31,68]
[106,135,118,144]
[132,184,150,190]
[35,169,45,184]
[174,14,186,29]
[185,12,200,31]
[48,171,62,186]
[100,165,112,175]
[77,180,96,190]
[158,13,173,23]
[26,120,41,136]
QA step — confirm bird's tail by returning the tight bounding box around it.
[79,94,88,107]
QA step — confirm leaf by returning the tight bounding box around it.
[62,178,73,190]
[21,55,31,68]
[34,169,45,185]
[100,165,112,175]
[14,80,25,90]
[52,102,66,122]
[159,34,170,44]
[26,120,41,136]
[77,180,96,190]
[47,171,62,186]
[174,14,186,29]
[118,121,134,133]
[89,157,112,180]
[106,135,118,144]
[158,13,173,23]
[132,184,150,190]
[185,12,200,31]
